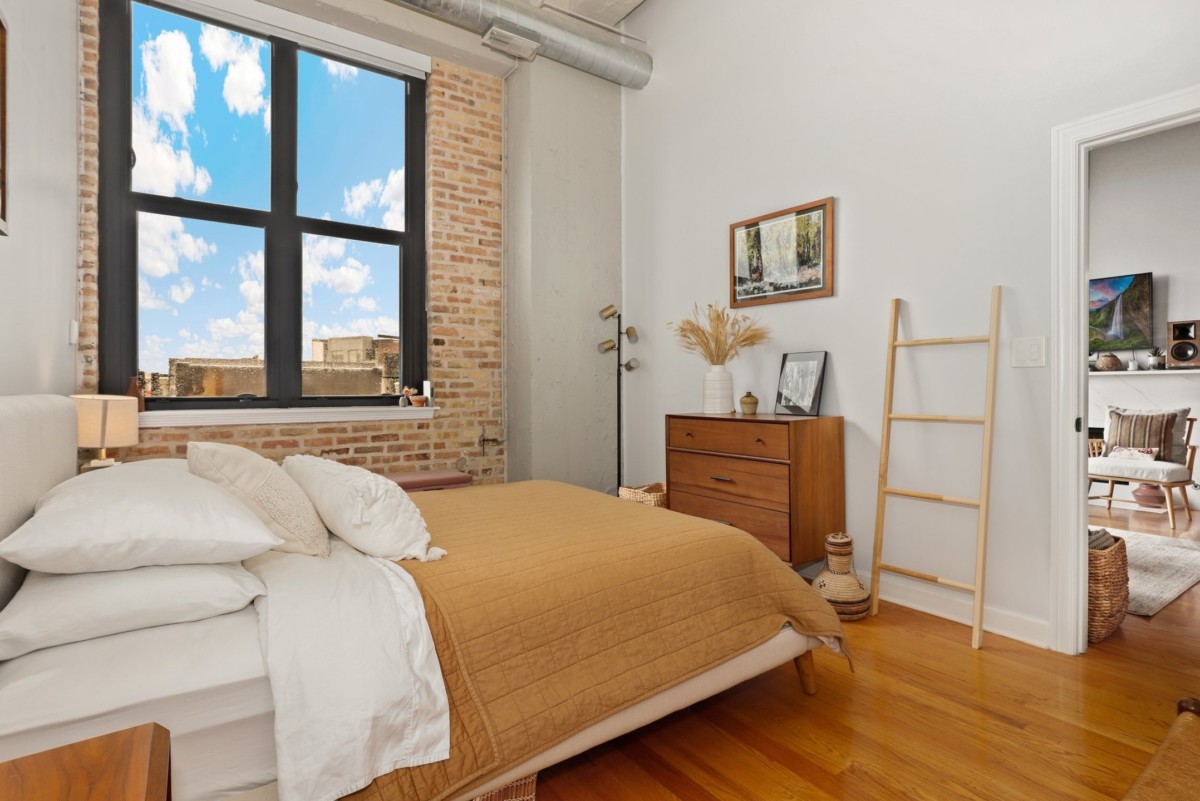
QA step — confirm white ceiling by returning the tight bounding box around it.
[536,0,647,26]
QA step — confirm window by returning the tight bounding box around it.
[99,0,426,409]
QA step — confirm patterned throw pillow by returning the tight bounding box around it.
[1105,411,1177,463]
[1108,446,1158,461]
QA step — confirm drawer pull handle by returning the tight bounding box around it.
[755,437,764,444]
[685,431,694,437]
[710,475,734,483]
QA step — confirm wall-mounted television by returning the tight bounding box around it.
[1088,272,1153,352]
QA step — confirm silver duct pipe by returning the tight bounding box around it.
[384,0,653,89]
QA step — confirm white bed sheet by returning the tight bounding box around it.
[0,606,275,800]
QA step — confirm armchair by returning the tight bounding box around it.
[1088,415,1197,530]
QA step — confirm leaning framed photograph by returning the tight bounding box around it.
[730,197,834,308]
[775,351,827,416]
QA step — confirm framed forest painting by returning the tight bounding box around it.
[730,197,834,308]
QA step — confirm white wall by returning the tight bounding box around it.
[1087,121,1200,510]
[506,58,622,491]
[0,0,79,395]
[621,0,1200,646]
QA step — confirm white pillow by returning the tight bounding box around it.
[282,455,445,561]
[0,563,265,661]
[0,459,282,573]
[187,442,330,557]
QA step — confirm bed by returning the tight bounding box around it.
[0,394,845,801]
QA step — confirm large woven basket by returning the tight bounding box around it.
[472,773,537,801]
[619,482,666,507]
[1087,536,1128,643]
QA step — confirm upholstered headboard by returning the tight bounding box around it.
[0,395,77,608]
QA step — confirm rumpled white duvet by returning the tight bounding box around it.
[246,537,450,801]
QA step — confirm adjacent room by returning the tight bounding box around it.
[1,1,1199,799]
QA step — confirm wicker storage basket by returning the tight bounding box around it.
[1087,536,1128,643]
[472,773,537,801]
[618,482,667,507]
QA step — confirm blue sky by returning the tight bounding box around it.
[132,3,404,379]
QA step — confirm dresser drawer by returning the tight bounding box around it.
[669,490,790,561]
[667,418,789,461]
[668,451,790,512]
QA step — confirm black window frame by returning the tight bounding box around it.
[98,0,427,410]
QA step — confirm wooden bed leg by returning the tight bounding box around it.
[794,651,817,695]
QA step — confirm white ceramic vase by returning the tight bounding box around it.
[702,364,734,414]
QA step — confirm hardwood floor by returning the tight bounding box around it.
[536,510,1200,800]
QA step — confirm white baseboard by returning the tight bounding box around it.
[878,575,1051,649]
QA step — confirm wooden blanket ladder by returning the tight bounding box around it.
[869,286,1002,649]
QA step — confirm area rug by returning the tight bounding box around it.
[1107,528,1200,615]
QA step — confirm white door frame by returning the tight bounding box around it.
[1050,83,1200,654]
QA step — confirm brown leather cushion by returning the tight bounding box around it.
[384,469,472,491]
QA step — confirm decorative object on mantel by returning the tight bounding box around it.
[813,532,870,621]
[668,304,768,415]
[1168,320,1200,369]
[1127,357,1140,371]
[775,351,827,416]
[739,391,759,415]
[730,197,834,308]
[598,304,639,489]
[1094,352,1123,372]
[1147,347,1166,370]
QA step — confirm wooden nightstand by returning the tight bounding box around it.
[666,413,846,565]
[0,723,171,801]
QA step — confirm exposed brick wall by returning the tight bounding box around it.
[76,9,505,482]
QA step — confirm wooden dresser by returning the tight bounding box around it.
[665,413,845,565]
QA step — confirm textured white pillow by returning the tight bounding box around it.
[0,459,282,573]
[0,563,265,661]
[188,442,330,557]
[282,455,445,561]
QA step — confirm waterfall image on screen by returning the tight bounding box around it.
[1088,272,1152,353]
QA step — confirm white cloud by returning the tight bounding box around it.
[343,179,382,218]
[141,30,195,136]
[194,167,212,195]
[237,249,265,282]
[139,214,216,278]
[380,168,405,231]
[139,276,169,310]
[240,279,264,315]
[208,309,262,342]
[132,103,210,196]
[340,296,379,312]
[322,58,359,81]
[263,97,272,134]
[179,328,195,340]
[315,315,400,340]
[142,334,173,373]
[169,277,195,304]
[199,24,266,117]
[302,234,373,297]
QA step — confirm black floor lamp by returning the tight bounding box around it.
[598,304,639,489]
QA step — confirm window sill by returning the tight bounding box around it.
[138,405,438,429]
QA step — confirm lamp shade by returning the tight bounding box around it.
[70,394,139,449]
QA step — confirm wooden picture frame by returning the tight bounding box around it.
[730,197,834,308]
[0,9,7,236]
[775,351,827,416]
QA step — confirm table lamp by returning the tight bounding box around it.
[70,394,139,468]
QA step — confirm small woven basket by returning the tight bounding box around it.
[619,482,667,507]
[472,773,537,801]
[1087,536,1128,643]
[813,532,872,621]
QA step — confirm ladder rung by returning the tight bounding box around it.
[889,414,985,424]
[883,487,981,508]
[895,335,990,347]
[880,563,975,592]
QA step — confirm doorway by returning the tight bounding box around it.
[1050,83,1200,654]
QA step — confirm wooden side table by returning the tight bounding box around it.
[0,723,170,801]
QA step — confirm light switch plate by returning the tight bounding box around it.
[1012,336,1047,368]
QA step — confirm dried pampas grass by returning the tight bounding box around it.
[668,304,769,365]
